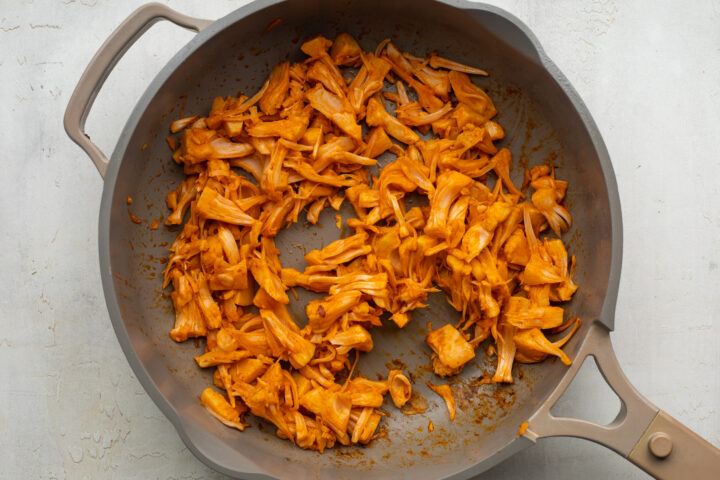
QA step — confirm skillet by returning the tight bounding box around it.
[64,1,720,478]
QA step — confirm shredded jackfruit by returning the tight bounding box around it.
[162,33,580,451]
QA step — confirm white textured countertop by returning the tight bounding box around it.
[1,1,719,478]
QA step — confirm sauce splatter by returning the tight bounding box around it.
[400,391,429,415]
[128,209,142,224]
[262,18,282,35]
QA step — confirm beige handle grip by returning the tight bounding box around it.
[629,410,720,479]
[524,322,720,479]
[63,3,211,178]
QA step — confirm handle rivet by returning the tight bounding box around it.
[648,432,673,458]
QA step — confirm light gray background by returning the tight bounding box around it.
[1,0,719,478]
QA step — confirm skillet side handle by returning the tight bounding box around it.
[524,322,720,479]
[63,2,212,179]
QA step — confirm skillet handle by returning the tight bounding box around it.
[63,3,211,178]
[523,322,720,479]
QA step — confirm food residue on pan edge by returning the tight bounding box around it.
[128,208,142,224]
[518,420,529,436]
[155,32,581,452]
[262,18,282,35]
